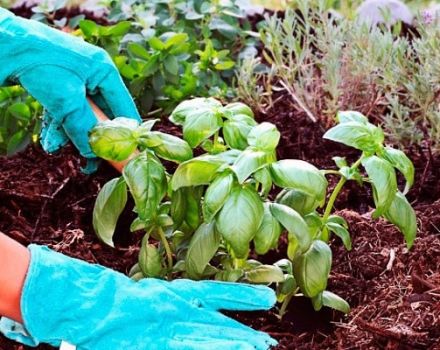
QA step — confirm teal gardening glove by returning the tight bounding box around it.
[0,8,141,161]
[0,245,277,349]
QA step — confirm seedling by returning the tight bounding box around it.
[91,99,416,318]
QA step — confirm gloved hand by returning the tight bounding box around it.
[0,8,141,160]
[0,245,277,349]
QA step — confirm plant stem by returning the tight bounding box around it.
[321,157,363,241]
[279,290,296,319]
[158,227,173,280]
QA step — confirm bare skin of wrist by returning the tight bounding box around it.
[0,101,132,323]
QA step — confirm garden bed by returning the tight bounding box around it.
[0,98,439,350]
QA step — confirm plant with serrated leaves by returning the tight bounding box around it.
[91,99,416,318]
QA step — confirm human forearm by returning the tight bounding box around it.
[0,232,30,323]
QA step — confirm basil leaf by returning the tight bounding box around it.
[247,122,281,151]
[186,222,221,280]
[326,222,352,250]
[171,155,226,190]
[384,191,417,249]
[221,102,254,118]
[232,149,268,183]
[254,166,273,197]
[312,291,350,313]
[269,203,312,255]
[275,189,320,216]
[223,118,254,150]
[147,131,193,163]
[270,160,328,203]
[362,156,397,218]
[245,265,285,283]
[216,186,264,258]
[203,172,235,222]
[93,177,127,247]
[139,237,164,278]
[123,152,167,221]
[170,97,222,125]
[323,121,384,153]
[382,147,414,194]
[90,117,139,161]
[293,240,332,298]
[183,108,223,148]
[254,203,282,255]
[336,111,368,124]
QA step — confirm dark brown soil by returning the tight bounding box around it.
[0,98,439,350]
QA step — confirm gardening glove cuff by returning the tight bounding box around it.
[0,245,277,350]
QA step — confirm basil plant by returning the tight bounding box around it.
[90,99,417,318]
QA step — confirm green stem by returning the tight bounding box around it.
[158,227,173,280]
[279,289,297,319]
[321,157,363,241]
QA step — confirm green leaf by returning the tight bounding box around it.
[254,167,273,196]
[326,222,352,250]
[223,120,253,150]
[128,42,150,60]
[382,147,414,194]
[312,291,350,313]
[337,111,368,124]
[89,117,139,161]
[384,191,417,249]
[254,203,282,255]
[275,189,320,216]
[139,237,163,278]
[149,37,165,51]
[171,155,226,190]
[147,132,193,163]
[270,160,328,203]
[186,222,221,280]
[104,21,131,36]
[164,55,179,76]
[362,156,397,218]
[269,203,312,255]
[8,103,31,120]
[170,97,222,125]
[245,265,285,283]
[93,177,127,247]
[6,130,30,156]
[203,172,235,222]
[222,102,254,118]
[327,215,348,228]
[79,19,99,37]
[183,108,223,148]
[247,122,281,151]
[232,149,268,183]
[293,240,332,298]
[123,152,167,221]
[214,61,235,70]
[323,121,384,153]
[216,186,264,258]
[164,33,188,49]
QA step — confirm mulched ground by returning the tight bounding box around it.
[0,95,439,350]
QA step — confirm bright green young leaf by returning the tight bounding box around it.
[123,152,167,221]
[104,21,131,36]
[270,160,328,203]
[128,42,150,60]
[323,121,384,153]
[186,222,221,280]
[89,117,139,161]
[245,265,285,283]
[8,103,31,120]
[277,275,297,299]
[293,240,332,298]
[93,177,127,247]
[362,156,397,218]
[171,155,226,190]
[183,108,223,148]
[384,191,417,249]
[326,222,352,250]
[312,291,350,313]
[79,19,99,37]
[232,149,268,183]
[382,147,414,194]
[164,33,188,49]
[216,186,264,258]
[149,37,166,51]
[221,102,254,118]
[254,203,282,255]
[247,122,281,151]
[275,189,320,216]
[147,132,193,163]
[139,238,164,278]
[170,97,222,125]
[336,111,368,124]
[203,172,235,222]
[327,215,348,228]
[269,203,312,254]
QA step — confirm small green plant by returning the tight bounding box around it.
[0,86,42,156]
[91,100,416,317]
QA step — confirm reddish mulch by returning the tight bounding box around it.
[0,99,439,350]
